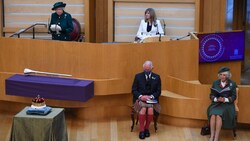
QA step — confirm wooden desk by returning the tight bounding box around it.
[142,36,170,43]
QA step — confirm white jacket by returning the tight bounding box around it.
[136,19,164,40]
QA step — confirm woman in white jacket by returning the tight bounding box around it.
[136,8,164,41]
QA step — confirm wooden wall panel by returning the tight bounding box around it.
[198,0,204,32]
[232,0,245,30]
[84,0,95,42]
[0,0,3,37]
[194,0,200,32]
[107,0,114,42]
[95,0,108,43]
[200,0,226,32]
[114,2,196,42]
[199,61,241,84]
[3,0,85,39]
[237,86,250,123]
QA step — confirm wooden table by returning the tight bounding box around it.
[10,107,68,141]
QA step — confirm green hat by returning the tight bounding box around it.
[218,67,230,74]
[52,2,66,10]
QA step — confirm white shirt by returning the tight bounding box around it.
[221,81,227,88]
[136,19,164,40]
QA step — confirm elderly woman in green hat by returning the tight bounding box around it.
[207,67,237,141]
[49,2,73,41]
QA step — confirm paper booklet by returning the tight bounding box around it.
[211,87,231,94]
[146,99,158,104]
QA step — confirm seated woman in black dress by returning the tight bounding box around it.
[207,67,237,141]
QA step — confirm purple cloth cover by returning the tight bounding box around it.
[5,74,94,102]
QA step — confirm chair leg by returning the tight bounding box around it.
[233,127,236,138]
[233,112,238,139]
[78,34,84,42]
[154,114,159,132]
[136,114,139,125]
[131,111,135,132]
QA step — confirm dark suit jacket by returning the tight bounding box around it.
[210,79,237,103]
[132,72,161,103]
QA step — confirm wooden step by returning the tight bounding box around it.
[161,90,196,99]
[160,90,209,121]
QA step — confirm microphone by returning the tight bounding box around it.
[189,31,197,34]
[154,20,158,27]
[176,34,190,40]
[159,34,161,42]
[162,20,166,35]
[188,31,198,39]
[48,18,51,34]
[215,31,222,33]
[156,21,159,35]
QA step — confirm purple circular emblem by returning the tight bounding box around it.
[199,34,225,62]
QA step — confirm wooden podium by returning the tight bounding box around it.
[141,35,170,43]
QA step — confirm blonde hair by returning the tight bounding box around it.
[217,71,232,79]
[144,8,157,26]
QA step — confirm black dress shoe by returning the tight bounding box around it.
[144,129,150,137]
[139,131,145,139]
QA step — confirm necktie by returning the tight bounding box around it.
[146,74,150,81]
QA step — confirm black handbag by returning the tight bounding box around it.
[200,124,210,135]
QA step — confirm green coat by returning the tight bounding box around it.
[49,11,73,41]
[207,79,237,129]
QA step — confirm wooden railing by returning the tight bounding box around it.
[9,23,48,39]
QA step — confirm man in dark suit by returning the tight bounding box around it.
[132,60,161,139]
